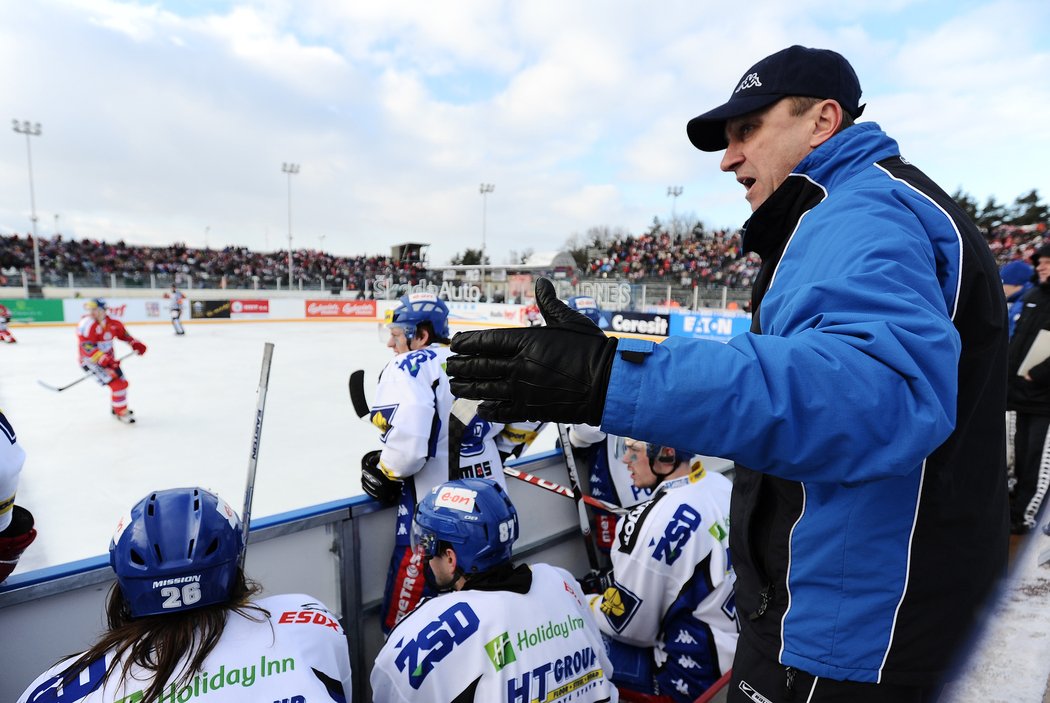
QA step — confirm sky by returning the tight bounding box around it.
[1,0,1048,267]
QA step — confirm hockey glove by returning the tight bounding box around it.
[131,339,147,355]
[448,278,617,424]
[92,351,117,368]
[361,450,402,506]
[0,505,37,584]
[577,567,614,596]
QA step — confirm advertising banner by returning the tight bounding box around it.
[446,302,526,326]
[0,299,64,323]
[229,299,269,319]
[62,298,168,324]
[190,300,231,319]
[305,299,377,318]
[607,311,670,337]
[669,312,751,342]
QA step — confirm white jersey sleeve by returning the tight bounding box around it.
[568,423,606,448]
[496,421,546,456]
[17,593,353,703]
[0,411,26,533]
[372,345,454,479]
[371,563,618,703]
[588,468,737,673]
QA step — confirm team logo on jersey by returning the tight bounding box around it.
[371,404,399,440]
[598,580,642,633]
[459,416,492,457]
[398,348,438,377]
[651,504,703,565]
[485,632,517,671]
[393,601,480,689]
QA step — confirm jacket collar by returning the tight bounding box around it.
[742,122,897,258]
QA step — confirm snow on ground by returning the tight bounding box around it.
[0,318,554,573]
[940,530,1050,703]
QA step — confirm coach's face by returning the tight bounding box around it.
[720,98,831,212]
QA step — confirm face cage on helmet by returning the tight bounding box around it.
[412,507,515,574]
[411,521,441,560]
[379,321,417,346]
[619,439,677,477]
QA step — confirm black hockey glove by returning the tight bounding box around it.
[448,278,618,424]
[360,450,402,506]
[577,567,614,595]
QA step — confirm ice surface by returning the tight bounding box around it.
[0,318,553,573]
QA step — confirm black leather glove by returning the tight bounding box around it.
[447,278,618,424]
[577,568,614,595]
[360,450,402,506]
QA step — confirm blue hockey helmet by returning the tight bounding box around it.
[110,487,243,617]
[412,478,518,574]
[645,443,692,469]
[567,295,601,326]
[84,298,107,311]
[389,292,450,341]
[618,439,692,479]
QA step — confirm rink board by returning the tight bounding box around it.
[0,451,594,703]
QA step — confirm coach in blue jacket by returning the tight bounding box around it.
[447,46,1008,702]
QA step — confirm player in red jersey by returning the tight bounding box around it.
[76,299,147,423]
[0,303,16,343]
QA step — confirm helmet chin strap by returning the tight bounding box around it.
[650,456,676,482]
[424,552,467,594]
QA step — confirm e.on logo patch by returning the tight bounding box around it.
[435,487,477,512]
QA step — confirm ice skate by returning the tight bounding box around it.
[112,407,136,424]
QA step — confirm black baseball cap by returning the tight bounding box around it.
[686,45,865,152]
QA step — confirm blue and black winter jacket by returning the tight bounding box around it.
[601,123,1009,686]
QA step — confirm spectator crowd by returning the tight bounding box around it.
[2,219,1047,292]
[0,234,426,292]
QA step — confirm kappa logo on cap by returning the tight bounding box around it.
[735,72,762,93]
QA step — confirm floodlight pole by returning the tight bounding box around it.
[13,119,43,283]
[479,183,494,296]
[282,163,300,289]
[667,185,683,236]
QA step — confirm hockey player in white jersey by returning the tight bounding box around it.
[361,292,509,634]
[562,297,652,558]
[569,425,655,555]
[16,486,353,703]
[371,478,618,703]
[0,409,36,584]
[167,284,186,335]
[585,441,737,703]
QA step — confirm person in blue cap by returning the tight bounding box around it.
[1000,259,1034,338]
[448,45,1008,702]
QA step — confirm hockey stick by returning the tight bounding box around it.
[556,422,602,572]
[694,669,733,703]
[37,351,137,392]
[352,373,623,513]
[504,466,625,516]
[349,369,370,418]
[240,342,274,567]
